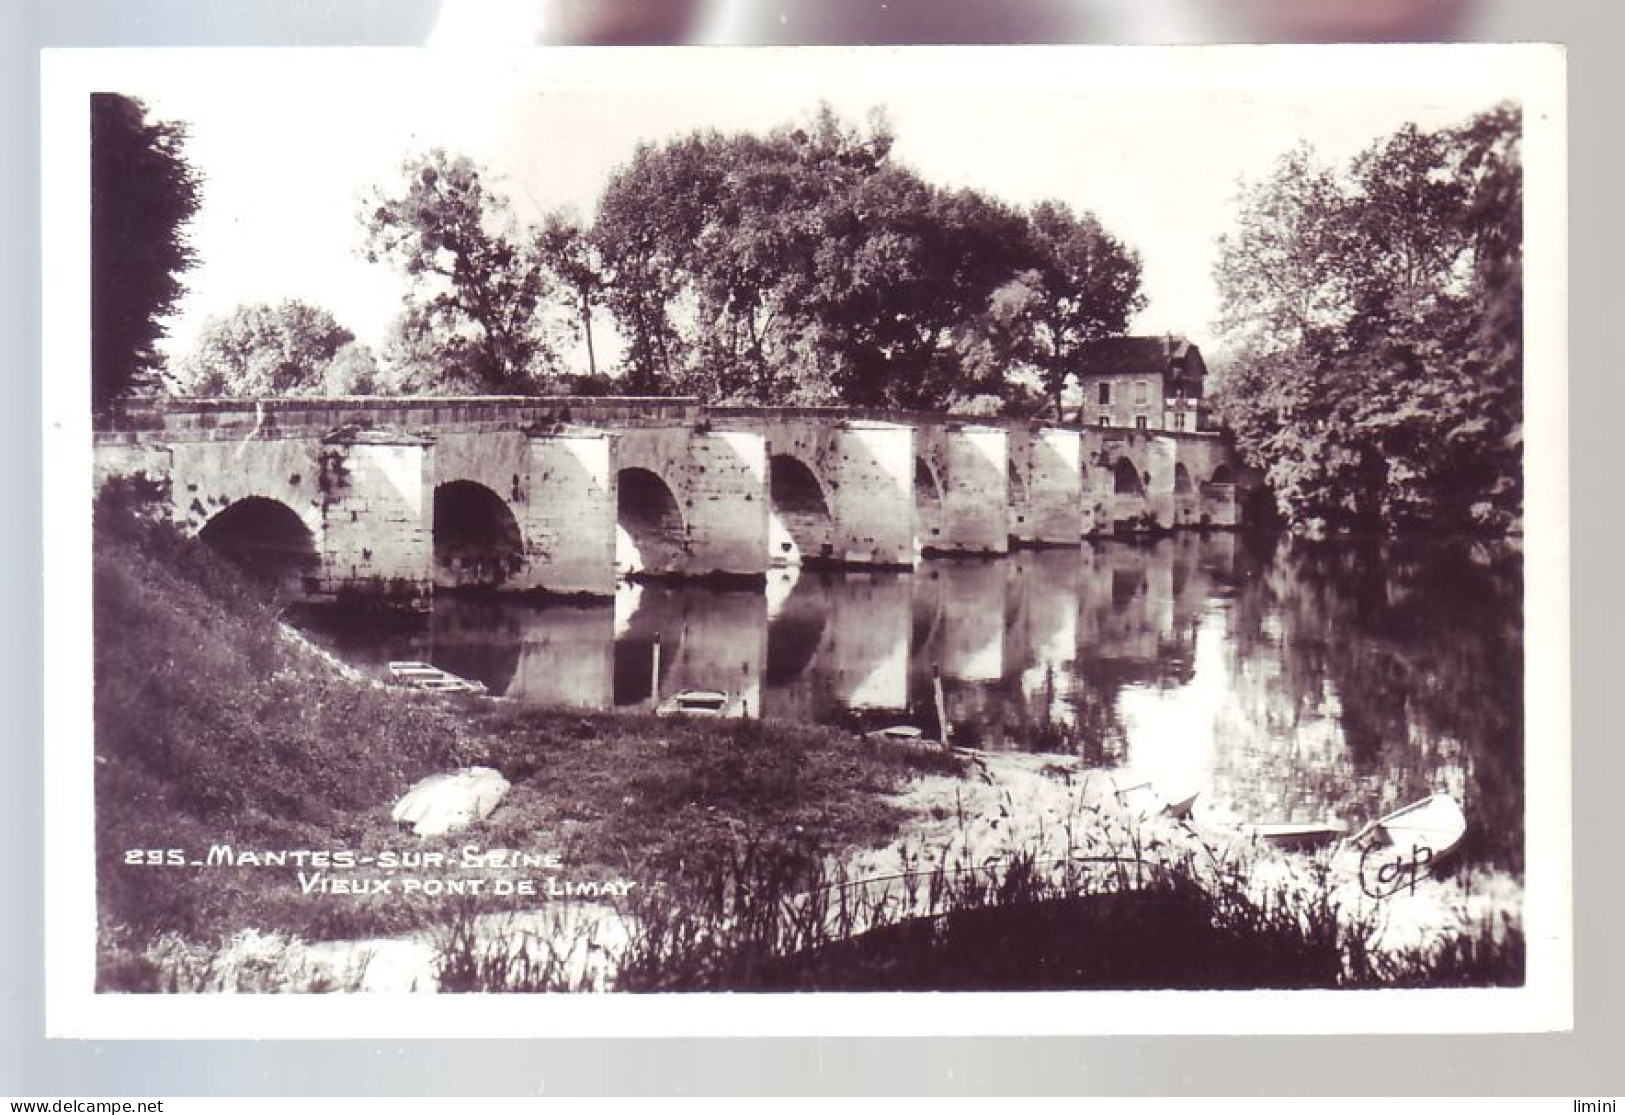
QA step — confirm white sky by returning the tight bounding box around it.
[102,47,1529,370]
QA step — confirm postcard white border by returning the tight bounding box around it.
[42,42,1571,1040]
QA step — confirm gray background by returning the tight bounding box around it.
[2,0,1617,1096]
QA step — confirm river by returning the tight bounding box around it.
[298,531,1525,878]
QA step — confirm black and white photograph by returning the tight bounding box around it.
[42,42,1568,1037]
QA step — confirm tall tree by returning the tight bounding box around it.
[1011,201,1146,417]
[807,174,1037,409]
[592,106,1046,409]
[90,93,202,415]
[361,150,557,394]
[536,210,606,380]
[1212,143,1352,357]
[172,299,356,396]
[1212,105,1523,534]
[593,128,738,395]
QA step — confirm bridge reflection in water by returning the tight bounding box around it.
[300,531,1525,877]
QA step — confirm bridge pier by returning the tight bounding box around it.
[1202,482,1239,526]
[316,428,434,607]
[825,421,916,567]
[936,424,1009,555]
[518,426,616,596]
[1144,436,1180,529]
[1021,426,1083,545]
[680,429,769,578]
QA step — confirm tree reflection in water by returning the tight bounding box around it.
[1217,534,1523,874]
[295,531,1525,879]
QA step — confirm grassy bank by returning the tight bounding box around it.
[429,776,1523,993]
[93,498,953,989]
[93,496,1522,993]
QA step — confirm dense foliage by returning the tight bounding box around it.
[591,108,1143,410]
[361,149,559,394]
[171,299,378,396]
[350,107,1142,410]
[1211,104,1523,535]
[982,201,1146,417]
[90,93,202,414]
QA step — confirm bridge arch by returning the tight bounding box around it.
[433,480,524,589]
[1112,458,1145,496]
[1210,463,1235,486]
[198,496,320,597]
[1111,457,1150,531]
[617,467,686,577]
[767,453,835,567]
[913,456,944,556]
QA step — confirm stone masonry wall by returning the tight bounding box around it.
[316,436,434,606]
[91,399,1242,604]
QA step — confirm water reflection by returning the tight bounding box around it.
[298,532,1524,875]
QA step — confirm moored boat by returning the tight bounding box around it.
[1351,793,1467,862]
[387,660,489,695]
[654,688,733,717]
[865,724,926,743]
[1239,821,1349,850]
[1113,778,1201,820]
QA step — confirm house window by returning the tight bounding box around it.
[1135,416,1148,431]
[1134,380,1149,405]
[1173,384,1185,401]
[1098,382,1111,405]
[1174,412,1186,430]
[1098,414,1112,427]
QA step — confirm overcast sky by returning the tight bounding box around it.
[88,47,1530,370]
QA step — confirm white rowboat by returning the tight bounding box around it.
[1114,778,1200,821]
[655,689,733,717]
[387,660,488,695]
[1351,793,1467,862]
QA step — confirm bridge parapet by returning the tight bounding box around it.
[95,395,705,442]
[93,396,1245,607]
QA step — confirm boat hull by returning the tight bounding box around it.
[1241,822,1348,850]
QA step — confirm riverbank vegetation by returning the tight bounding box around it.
[93,496,952,988]
[432,799,1523,994]
[93,499,1523,992]
[1211,104,1523,536]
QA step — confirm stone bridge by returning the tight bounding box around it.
[93,397,1242,607]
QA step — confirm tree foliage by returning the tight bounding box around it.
[361,150,557,394]
[353,109,1142,407]
[321,340,385,395]
[90,93,202,414]
[172,300,361,396]
[536,210,607,379]
[1212,104,1523,535]
[591,106,1142,409]
[992,201,1146,417]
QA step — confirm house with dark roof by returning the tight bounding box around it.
[1070,335,1209,432]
